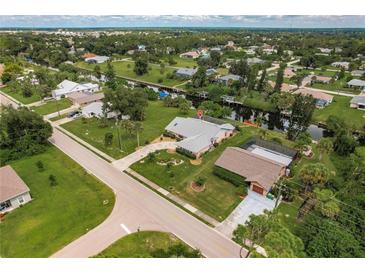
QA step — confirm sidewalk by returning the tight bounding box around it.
[112,141,177,171]
[126,168,220,227]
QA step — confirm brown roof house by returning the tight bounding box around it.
[68,92,105,107]
[0,165,31,213]
[215,147,286,196]
[293,88,333,108]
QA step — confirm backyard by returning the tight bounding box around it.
[30,98,73,116]
[76,60,185,87]
[0,146,114,258]
[95,231,196,258]
[312,95,365,131]
[131,130,254,221]
[61,101,194,159]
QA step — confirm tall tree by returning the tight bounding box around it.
[273,63,286,92]
[105,61,117,90]
[299,163,330,195]
[191,67,207,88]
[257,69,267,92]
[287,94,316,140]
[134,58,148,76]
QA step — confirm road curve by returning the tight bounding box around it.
[50,129,244,258]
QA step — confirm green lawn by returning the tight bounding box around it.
[237,91,276,112]
[160,55,198,68]
[313,95,365,131]
[310,80,361,94]
[30,98,73,116]
[61,101,194,159]
[76,61,184,87]
[1,86,41,105]
[0,146,114,257]
[95,231,195,258]
[131,130,253,221]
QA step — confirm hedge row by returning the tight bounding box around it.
[176,147,196,159]
[213,166,247,187]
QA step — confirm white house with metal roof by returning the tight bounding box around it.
[350,96,365,110]
[52,80,99,99]
[175,68,197,79]
[217,74,242,85]
[165,117,235,158]
[347,79,365,89]
[85,55,110,64]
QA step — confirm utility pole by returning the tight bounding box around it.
[116,118,122,151]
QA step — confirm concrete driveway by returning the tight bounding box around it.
[216,190,276,237]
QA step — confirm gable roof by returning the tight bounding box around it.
[68,92,104,105]
[165,117,234,154]
[0,165,30,203]
[215,147,284,191]
[176,68,197,77]
[348,79,365,87]
[350,95,365,105]
[218,74,242,82]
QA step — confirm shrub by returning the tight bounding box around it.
[157,78,163,83]
[49,174,58,187]
[147,152,156,162]
[104,132,113,146]
[195,177,206,186]
[176,147,196,159]
[213,166,246,186]
[36,160,44,172]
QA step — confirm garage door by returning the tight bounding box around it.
[252,184,264,195]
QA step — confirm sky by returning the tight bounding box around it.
[0,15,364,29]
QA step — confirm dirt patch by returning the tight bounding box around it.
[167,148,176,154]
[190,158,202,165]
[190,181,205,192]
[151,135,176,144]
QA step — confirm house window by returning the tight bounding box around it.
[0,200,11,211]
[18,196,24,204]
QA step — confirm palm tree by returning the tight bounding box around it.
[317,138,333,160]
[313,188,340,219]
[132,121,143,148]
[299,163,330,195]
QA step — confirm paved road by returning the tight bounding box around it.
[0,93,19,109]
[50,128,244,258]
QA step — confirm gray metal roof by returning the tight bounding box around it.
[218,74,242,82]
[165,117,234,154]
[350,96,365,105]
[175,68,197,77]
[347,79,365,87]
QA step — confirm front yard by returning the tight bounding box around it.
[312,95,365,131]
[95,231,197,258]
[30,98,73,116]
[131,130,254,221]
[0,146,114,257]
[61,101,194,159]
[1,86,41,105]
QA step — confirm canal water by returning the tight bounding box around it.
[186,94,326,141]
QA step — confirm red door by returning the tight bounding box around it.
[252,184,264,195]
